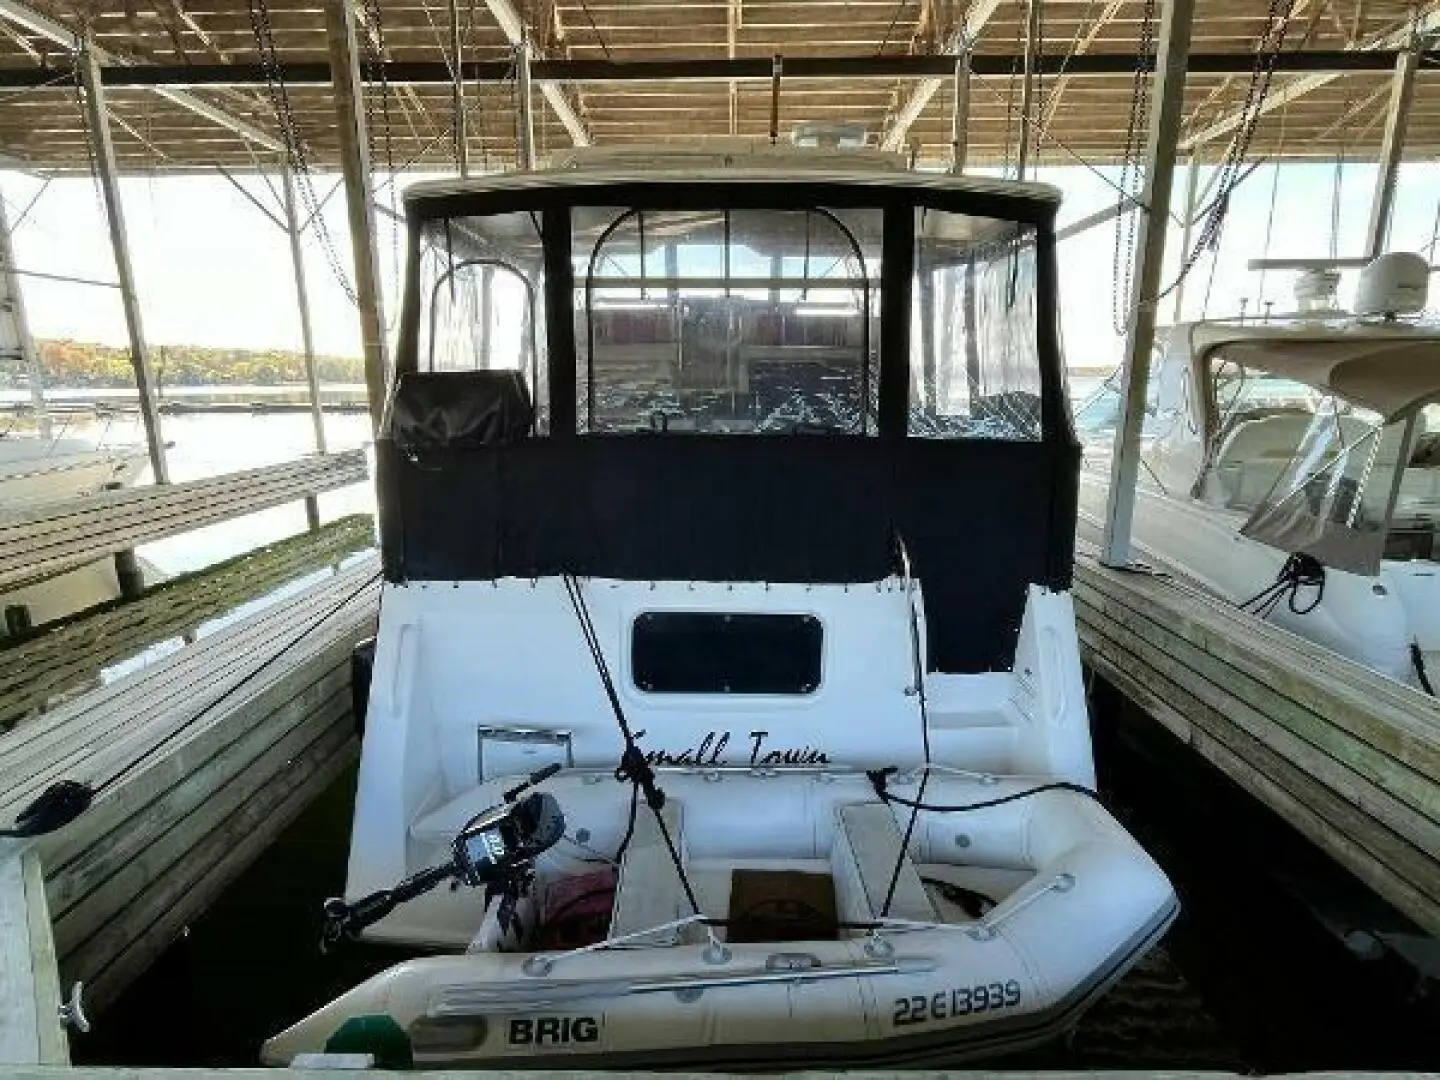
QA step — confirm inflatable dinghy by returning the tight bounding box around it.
[264,768,1174,1068]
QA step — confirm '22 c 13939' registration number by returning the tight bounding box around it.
[893,980,1023,1027]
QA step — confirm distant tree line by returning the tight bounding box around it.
[0,340,366,388]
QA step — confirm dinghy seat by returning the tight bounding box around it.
[609,800,689,947]
[831,803,939,924]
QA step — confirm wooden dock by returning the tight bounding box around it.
[0,845,67,1066]
[0,557,379,1017]
[0,450,366,592]
[1073,549,1440,941]
[0,514,374,731]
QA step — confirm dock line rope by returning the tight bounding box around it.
[1411,642,1435,697]
[561,574,704,919]
[866,767,1103,814]
[0,567,381,839]
[878,530,932,919]
[1239,552,1325,618]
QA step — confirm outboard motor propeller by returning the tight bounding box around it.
[320,764,565,950]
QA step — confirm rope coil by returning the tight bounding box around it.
[1239,552,1326,618]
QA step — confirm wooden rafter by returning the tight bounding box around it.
[1038,0,1122,133]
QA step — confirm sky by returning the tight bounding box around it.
[1,159,1437,375]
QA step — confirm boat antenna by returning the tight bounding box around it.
[877,532,934,919]
[561,574,703,918]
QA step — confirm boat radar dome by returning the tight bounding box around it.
[1354,252,1430,320]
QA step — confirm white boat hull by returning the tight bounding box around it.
[0,440,147,507]
[1078,468,1436,686]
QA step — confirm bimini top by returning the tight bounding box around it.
[1185,319,1440,423]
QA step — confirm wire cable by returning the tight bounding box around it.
[561,575,703,918]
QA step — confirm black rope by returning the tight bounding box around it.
[1411,642,1435,697]
[1238,552,1325,619]
[561,575,702,918]
[879,533,931,919]
[867,767,1103,814]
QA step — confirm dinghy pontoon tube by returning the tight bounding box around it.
[265,147,1177,1067]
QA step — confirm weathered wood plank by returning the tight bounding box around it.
[1076,604,1440,897]
[0,450,367,590]
[1080,612,1440,939]
[0,845,66,1066]
[34,654,354,878]
[0,556,378,1014]
[76,729,358,1013]
[1074,580,1440,836]
[1075,553,1440,774]
[0,452,362,527]
[0,458,354,548]
[19,852,65,1067]
[0,515,374,731]
[0,558,378,807]
[53,688,350,951]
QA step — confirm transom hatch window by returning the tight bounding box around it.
[417,211,549,430]
[574,207,882,434]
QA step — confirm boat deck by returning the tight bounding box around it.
[1073,545,1440,941]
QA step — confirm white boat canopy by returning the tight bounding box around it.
[1190,321,1440,423]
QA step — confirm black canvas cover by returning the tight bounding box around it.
[389,370,534,453]
[376,431,1077,673]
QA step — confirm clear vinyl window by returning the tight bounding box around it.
[417,212,548,431]
[573,207,882,435]
[909,212,1043,440]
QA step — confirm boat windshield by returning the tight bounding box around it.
[411,197,1047,441]
[574,206,880,434]
[1187,346,1440,573]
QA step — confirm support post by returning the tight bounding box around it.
[517,36,537,169]
[0,191,48,440]
[281,164,327,532]
[79,40,168,486]
[1364,45,1418,259]
[479,265,493,367]
[1171,154,1200,322]
[448,0,469,176]
[950,47,970,174]
[325,0,389,433]
[1016,0,1042,180]
[1101,0,1195,568]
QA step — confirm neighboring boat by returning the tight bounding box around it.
[0,434,147,507]
[1077,254,1440,688]
[264,144,1177,1068]
[0,434,152,632]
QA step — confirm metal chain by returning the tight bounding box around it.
[1115,0,1297,330]
[247,0,359,304]
[70,52,106,217]
[1110,0,1156,334]
[1165,0,1295,286]
[360,0,401,327]
[1000,4,1025,176]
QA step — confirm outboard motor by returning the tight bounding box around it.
[320,765,565,950]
